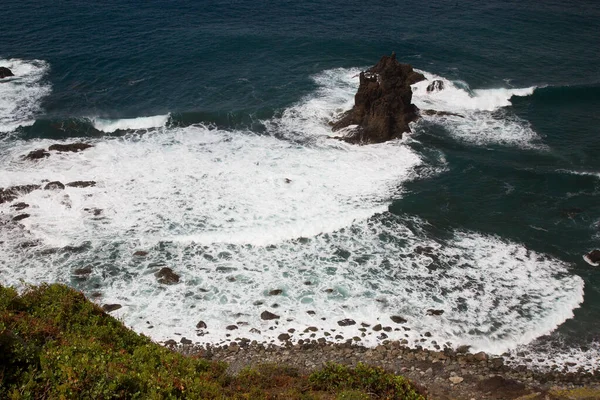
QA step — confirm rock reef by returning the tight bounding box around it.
[332,52,425,144]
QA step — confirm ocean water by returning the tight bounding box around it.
[1,0,599,372]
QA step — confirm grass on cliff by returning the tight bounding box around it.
[0,283,426,399]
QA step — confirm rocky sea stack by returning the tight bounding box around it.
[332,52,425,144]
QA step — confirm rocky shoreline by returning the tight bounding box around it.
[170,340,599,399]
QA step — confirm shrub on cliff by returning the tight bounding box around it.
[0,283,426,399]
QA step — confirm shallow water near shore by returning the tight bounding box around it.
[1,0,599,372]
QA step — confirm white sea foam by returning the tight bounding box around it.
[0,58,51,133]
[92,114,170,133]
[411,71,543,149]
[0,67,591,371]
[557,169,600,180]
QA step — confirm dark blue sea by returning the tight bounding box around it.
[1,0,599,371]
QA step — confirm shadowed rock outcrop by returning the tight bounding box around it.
[0,67,14,79]
[48,143,93,152]
[331,52,425,144]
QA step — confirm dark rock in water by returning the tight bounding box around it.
[73,266,92,275]
[420,109,465,118]
[23,149,50,160]
[0,184,40,204]
[66,181,96,188]
[0,67,14,79]
[102,304,122,312]
[427,309,444,316]
[372,324,382,331]
[196,320,207,329]
[48,143,93,152]
[456,344,471,354]
[268,289,283,296]
[390,315,407,324]
[164,339,177,347]
[331,52,425,144]
[44,181,65,190]
[180,337,192,345]
[426,79,445,92]
[11,202,29,211]
[306,310,316,316]
[260,310,280,320]
[84,208,103,216]
[278,333,291,341]
[155,267,180,284]
[337,319,356,327]
[133,250,148,257]
[12,213,30,222]
[584,249,600,266]
[226,325,238,331]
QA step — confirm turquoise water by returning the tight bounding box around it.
[1,0,599,371]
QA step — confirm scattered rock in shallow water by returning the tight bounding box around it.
[11,202,29,211]
[390,315,407,324]
[426,79,445,92]
[323,288,335,293]
[196,321,207,329]
[268,289,283,296]
[420,109,465,118]
[44,181,65,190]
[23,149,50,160]
[372,324,382,332]
[584,249,600,266]
[164,339,177,347]
[73,266,92,276]
[90,292,102,298]
[133,250,148,257]
[181,337,192,345]
[427,309,444,316]
[337,319,356,327]
[284,178,292,184]
[102,304,122,312]
[66,181,96,188]
[48,143,93,152]
[155,267,180,285]
[12,214,30,222]
[260,311,280,320]
[226,325,238,331]
[0,66,14,79]
[278,333,291,341]
[84,208,103,216]
[0,184,41,204]
[306,310,316,316]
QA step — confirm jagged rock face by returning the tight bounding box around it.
[0,67,14,79]
[332,53,425,144]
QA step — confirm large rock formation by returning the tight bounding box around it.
[332,53,425,144]
[0,67,14,79]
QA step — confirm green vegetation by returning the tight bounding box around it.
[0,283,426,399]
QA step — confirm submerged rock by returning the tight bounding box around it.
[12,213,30,222]
[390,315,407,324]
[23,149,50,160]
[337,319,356,327]
[584,249,600,266]
[427,309,444,316]
[11,202,29,211]
[0,185,40,204]
[48,143,93,152]
[44,181,65,190]
[0,67,14,79]
[155,267,180,285]
[331,52,425,144]
[426,79,445,92]
[66,181,96,188]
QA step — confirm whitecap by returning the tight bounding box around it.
[0,58,51,133]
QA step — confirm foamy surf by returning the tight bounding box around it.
[411,71,543,149]
[91,114,170,133]
[0,66,591,372]
[0,58,51,133]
